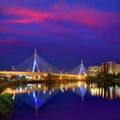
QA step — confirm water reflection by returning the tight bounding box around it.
[89,83,120,99]
[75,82,87,102]
[0,81,120,119]
[1,81,120,100]
[12,85,59,117]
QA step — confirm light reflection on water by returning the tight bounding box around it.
[0,81,120,120]
[89,83,120,99]
[2,81,120,100]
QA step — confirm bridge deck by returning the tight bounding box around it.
[0,71,86,80]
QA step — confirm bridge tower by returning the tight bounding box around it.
[32,48,40,72]
[79,60,86,76]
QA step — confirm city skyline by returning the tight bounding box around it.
[0,48,120,72]
[0,0,120,70]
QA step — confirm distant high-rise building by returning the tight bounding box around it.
[87,65,101,77]
[101,61,120,75]
[88,61,120,76]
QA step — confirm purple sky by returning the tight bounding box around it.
[0,0,120,71]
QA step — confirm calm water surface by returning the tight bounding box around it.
[0,81,120,120]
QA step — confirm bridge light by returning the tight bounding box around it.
[78,75,81,79]
[78,81,81,87]
[26,76,32,79]
[38,75,41,79]
[84,74,87,77]
[12,93,15,100]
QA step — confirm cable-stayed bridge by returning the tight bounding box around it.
[15,48,59,73]
[0,49,87,81]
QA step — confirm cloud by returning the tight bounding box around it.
[1,6,49,23]
[1,3,120,28]
[53,2,120,27]
[0,2,120,45]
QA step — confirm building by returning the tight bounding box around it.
[115,64,120,75]
[101,61,120,75]
[87,65,101,77]
[88,61,120,77]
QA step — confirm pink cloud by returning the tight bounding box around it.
[51,3,120,28]
[0,3,120,28]
[1,6,49,23]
